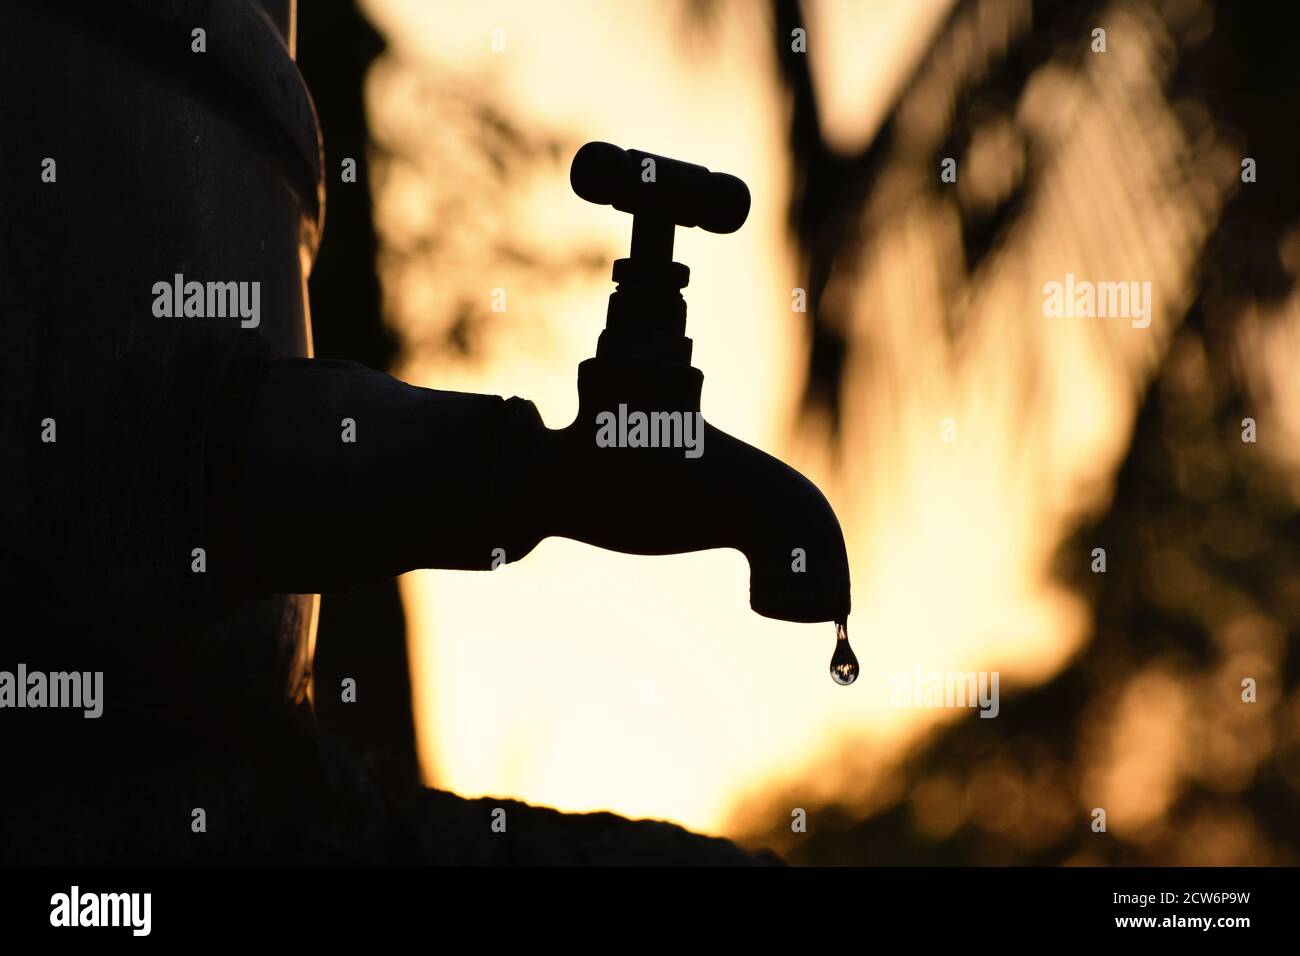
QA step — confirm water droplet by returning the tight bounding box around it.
[829,620,858,686]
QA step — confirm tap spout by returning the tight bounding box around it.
[497,355,852,624]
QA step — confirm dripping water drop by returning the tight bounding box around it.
[829,619,858,686]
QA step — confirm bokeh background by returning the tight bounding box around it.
[297,0,1300,865]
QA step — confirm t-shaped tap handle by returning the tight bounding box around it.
[571,142,750,364]
[570,142,750,263]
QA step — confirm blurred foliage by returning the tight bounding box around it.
[741,0,1300,865]
[366,61,607,362]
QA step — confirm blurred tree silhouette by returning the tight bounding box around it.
[296,0,607,781]
[297,1,417,779]
[743,0,1300,865]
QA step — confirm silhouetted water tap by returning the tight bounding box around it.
[498,143,852,624]
[226,143,850,628]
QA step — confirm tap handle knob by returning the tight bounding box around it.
[570,142,750,234]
